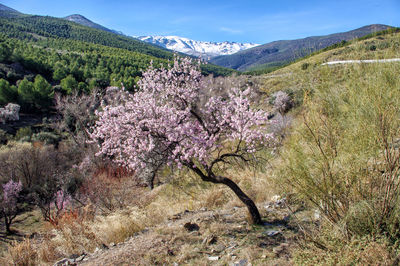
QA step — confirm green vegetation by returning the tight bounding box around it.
[0,14,234,112]
[0,15,174,59]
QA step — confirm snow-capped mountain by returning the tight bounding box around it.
[136,36,259,58]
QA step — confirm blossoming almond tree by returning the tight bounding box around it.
[1,179,22,233]
[91,58,272,224]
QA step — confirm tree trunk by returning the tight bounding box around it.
[219,176,262,225]
[5,216,11,234]
[148,171,156,189]
[186,163,262,224]
[186,163,263,225]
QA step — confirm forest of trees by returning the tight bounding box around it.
[0,15,235,112]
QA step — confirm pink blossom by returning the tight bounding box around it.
[91,57,273,173]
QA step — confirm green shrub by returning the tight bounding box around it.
[0,129,11,144]
[279,63,400,238]
[31,131,61,146]
[0,79,18,104]
[301,62,310,70]
[15,127,33,141]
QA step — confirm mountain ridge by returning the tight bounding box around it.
[210,24,392,71]
[0,3,25,18]
[64,14,123,35]
[137,35,259,58]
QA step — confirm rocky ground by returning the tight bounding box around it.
[54,197,302,265]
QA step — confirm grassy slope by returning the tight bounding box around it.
[260,30,400,95]
[210,24,391,72]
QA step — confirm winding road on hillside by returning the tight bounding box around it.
[322,58,400,65]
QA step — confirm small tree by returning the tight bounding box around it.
[60,75,78,94]
[91,58,272,224]
[33,75,54,111]
[1,179,22,233]
[0,79,18,104]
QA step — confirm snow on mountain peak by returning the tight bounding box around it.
[136,35,259,58]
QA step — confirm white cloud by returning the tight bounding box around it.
[219,27,243,34]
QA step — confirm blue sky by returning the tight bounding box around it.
[2,0,400,44]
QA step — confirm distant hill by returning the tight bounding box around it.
[210,24,391,71]
[0,3,25,18]
[64,14,123,35]
[137,35,259,58]
[0,4,234,77]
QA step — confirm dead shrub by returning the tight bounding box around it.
[7,239,38,266]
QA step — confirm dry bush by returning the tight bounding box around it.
[202,74,265,106]
[93,206,145,244]
[294,227,395,265]
[6,239,38,266]
[54,90,102,146]
[79,164,137,214]
[203,188,228,209]
[18,204,145,263]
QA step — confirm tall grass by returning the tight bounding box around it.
[279,61,400,238]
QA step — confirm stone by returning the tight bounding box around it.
[208,256,219,261]
[233,259,248,266]
[264,230,281,237]
[184,222,200,232]
[53,258,70,266]
[212,244,225,253]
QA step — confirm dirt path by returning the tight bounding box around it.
[322,58,400,65]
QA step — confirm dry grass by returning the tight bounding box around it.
[5,239,38,266]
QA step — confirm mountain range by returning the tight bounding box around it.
[136,35,259,58]
[210,24,391,71]
[0,3,394,74]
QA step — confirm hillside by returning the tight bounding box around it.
[0,4,234,78]
[210,24,391,71]
[0,4,235,112]
[0,3,25,18]
[64,14,122,35]
[1,26,399,266]
[0,13,173,59]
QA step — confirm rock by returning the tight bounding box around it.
[267,195,287,209]
[314,209,321,220]
[184,222,200,232]
[53,258,70,266]
[231,259,248,266]
[69,254,80,260]
[74,254,87,262]
[208,256,219,261]
[264,230,281,237]
[212,244,225,253]
[53,255,85,266]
